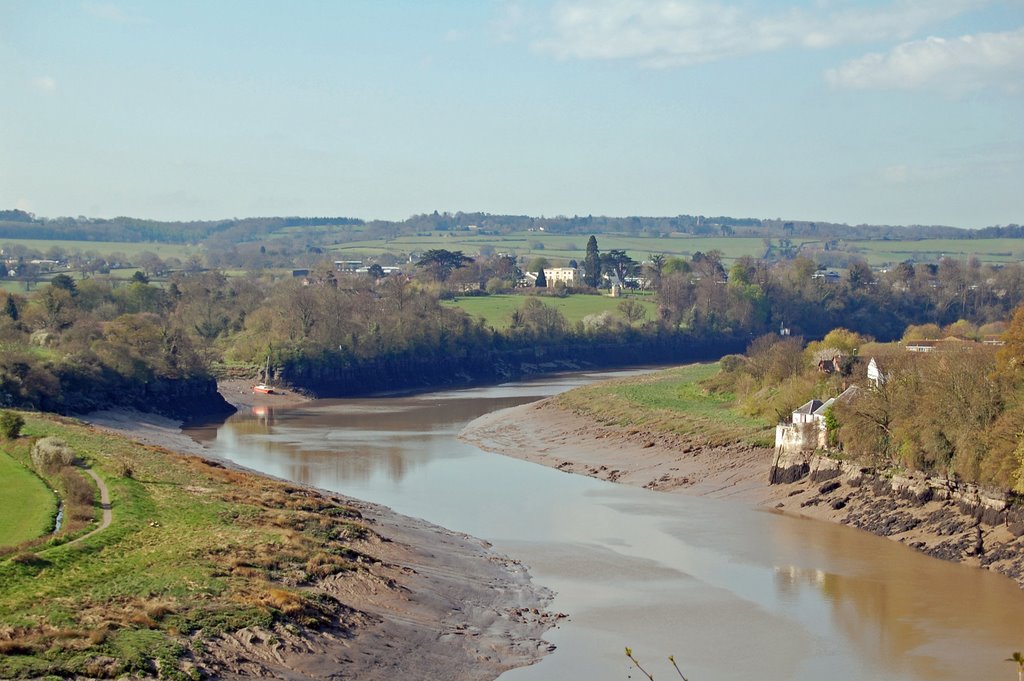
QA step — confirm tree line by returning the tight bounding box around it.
[4,208,1018,253]
[6,239,1024,419]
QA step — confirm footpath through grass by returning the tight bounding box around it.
[555,362,775,447]
[0,451,56,547]
[0,414,372,680]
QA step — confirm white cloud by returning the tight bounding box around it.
[534,0,986,67]
[31,76,57,95]
[826,27,1024,95]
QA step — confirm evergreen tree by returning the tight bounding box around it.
[584,235,601,287]
[49,273,77,295]
[535,268,547,288]
[3,295,17,321]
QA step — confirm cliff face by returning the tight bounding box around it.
[769,452,1024,587]
[59,374,236,422]
[133,376,237,423]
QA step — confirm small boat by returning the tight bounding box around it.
[252,384,276,395]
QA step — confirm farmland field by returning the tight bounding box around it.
[0,449,56,547]
[845,239,1024,265]
[323,231,1024,267]
[0,238,196,260]
[329,232,770,264]
[445,292,659,329]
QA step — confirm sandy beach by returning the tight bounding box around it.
[460,397,1024,589]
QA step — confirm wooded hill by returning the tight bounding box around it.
[2,208,1019,249]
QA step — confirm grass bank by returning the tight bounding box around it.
[0,451,56,547]
[0,414,372,679]
[554,362,775,448]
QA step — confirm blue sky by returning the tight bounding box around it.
[1,1,1022,228]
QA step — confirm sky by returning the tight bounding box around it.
[0,1,1022,228]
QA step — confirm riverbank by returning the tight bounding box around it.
[217,378,312,411]
[460,397,1024,589]
[6,412,556,680]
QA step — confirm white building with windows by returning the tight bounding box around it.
[543,267,579,286]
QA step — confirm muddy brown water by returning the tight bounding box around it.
[187,370,1024,681]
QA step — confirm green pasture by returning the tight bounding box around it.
[446,292,659,329]
[0,238,196,259]
[845,239,1024,265]
[555,362,773,446]
[0,449,56,547]
[329,232,769,265]
[0,280,26,293]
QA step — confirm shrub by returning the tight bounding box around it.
[62,469,95,507]
[31,437,76,473]
[0,410,24,440]
[485,277,508,295]
[114,456,134,478]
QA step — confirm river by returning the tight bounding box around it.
[186,369,1024,681]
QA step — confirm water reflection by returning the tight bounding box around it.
[189,370,1024,681]
[766,518,1022,681]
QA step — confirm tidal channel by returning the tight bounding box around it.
[187,369,1024,681]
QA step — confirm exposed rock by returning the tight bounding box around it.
[808,456,842,484]
[768,451,810,484]
[818,480,841,495]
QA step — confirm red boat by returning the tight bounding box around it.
[252,384,275,394]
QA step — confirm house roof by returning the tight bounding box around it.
[794,399,824,415]
[835,385,861,403]
[812,398,834,417]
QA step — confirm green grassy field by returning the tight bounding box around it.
[555,363,774,446]
[445,292,659,329]
[0,451,56,548]
[0,238,196,259]
[322,230,1024,267]
[0,280,26,293]
[846,238,1024,265]
[0,414,373,678]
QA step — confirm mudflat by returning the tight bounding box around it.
[460,397,1024,589]
[80,408,556,680]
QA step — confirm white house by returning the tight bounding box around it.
[867,357,886,386]
[778,386,860,452]
[544,267,579,287]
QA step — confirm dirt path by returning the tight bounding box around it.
[64,466,112,547]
